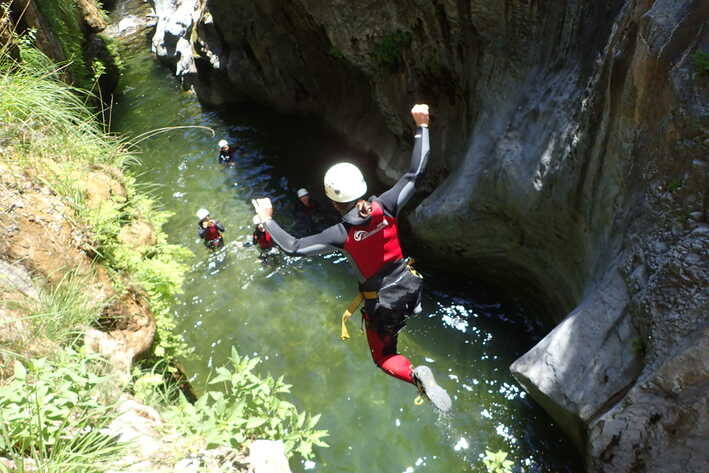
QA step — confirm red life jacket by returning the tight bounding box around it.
[204,222,221,241]
[343,200,404,280]
[254,230,273,250]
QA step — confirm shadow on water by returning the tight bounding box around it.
[109,38,583,473]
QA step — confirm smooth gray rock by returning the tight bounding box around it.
[174,36,196,88]
[0,259,39,299]
[511,269,643,449]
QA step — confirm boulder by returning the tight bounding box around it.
[85,171,127,209]
[247,440,292,473]
[0,259,39,300]
[151,0,198,64]
[511,269,643,449]
[103,398,165,473]
[588,327,709,472]
[77,0,107,32]
[118,220,157,250]
[85,289,156,382]
[174,36,197,87]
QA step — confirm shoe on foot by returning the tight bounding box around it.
[412,365,452,412]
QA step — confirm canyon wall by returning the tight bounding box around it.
[151,0,708,471]
[8,0,121,94]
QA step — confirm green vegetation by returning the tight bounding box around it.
[1,35,327,469]
[0,351,124,473]
[99,33,125,73]
[26,271,99,346]
[667,181,681,193]
[482,449,514,473]
[0,42,193,364]
[34,0,91,88]
[163,348,328,459]
[28,0,120,93]
[373,30,412,70]
[631,336,647,356]
[328,45,345,60]
[692,50,709,74]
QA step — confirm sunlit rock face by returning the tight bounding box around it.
[150,0,708,471]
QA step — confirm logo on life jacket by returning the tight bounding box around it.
[353,218,388,241]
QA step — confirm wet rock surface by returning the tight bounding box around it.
[104,0,156,39]
[148,0,708,471]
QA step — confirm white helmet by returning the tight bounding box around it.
[323,162,367,203]
[196,208,210,220]
[252,215,262,225]
[296,188,309,198]
[218,139,228,148]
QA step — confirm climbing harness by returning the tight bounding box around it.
[339,259,422,341]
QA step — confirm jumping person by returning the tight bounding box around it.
[252,104,451,411]
[196,208,225,250]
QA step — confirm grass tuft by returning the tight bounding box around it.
[26,271,99,346]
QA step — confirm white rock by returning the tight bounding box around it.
[247,440,292,473]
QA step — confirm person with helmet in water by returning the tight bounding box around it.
[252,215,275,259]
[294,187,324,234]
[196,208,225,250]
[296,188,319,215]
[252,104,451,411]
[218,139,237,165]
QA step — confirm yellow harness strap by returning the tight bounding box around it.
[340,291,378,341]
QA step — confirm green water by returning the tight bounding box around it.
[110,41,581,473]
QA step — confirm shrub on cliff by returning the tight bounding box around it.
[0,350,125,473]
[0,43,192,364]
[162,348,328,460]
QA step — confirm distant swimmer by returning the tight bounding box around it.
[294,187,323,234]
[252,104,451,412]
[217,139,237,165]
[296,188,320,216]
[196,208,225,250]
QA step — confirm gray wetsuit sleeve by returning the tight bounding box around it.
[378,126,430,216]
[263,219,346,256]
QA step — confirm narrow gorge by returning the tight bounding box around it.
[1,0,706,472]
[149,0,708,472]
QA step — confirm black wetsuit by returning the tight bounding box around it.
[218,146,237,164]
